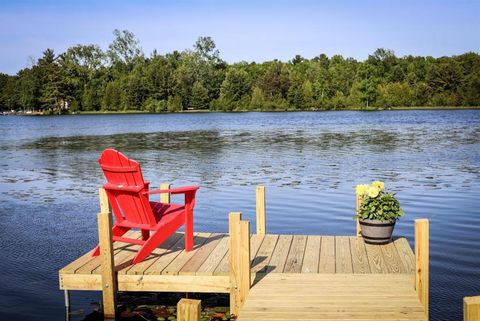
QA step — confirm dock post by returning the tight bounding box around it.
[355,194,362,237]
[229,212,251,317]
[160,183,171,203]
[464,296,480,321]
[415,219,429,319]
[256,186,266,235]
[177,298,201,321]
[98,188,117,320]
[64,290,70,321]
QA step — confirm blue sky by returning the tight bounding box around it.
[1,0,479,74]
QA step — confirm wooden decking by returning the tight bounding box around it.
[59,229,427,320]
[60,231,415,290]
[239,274,425,321]
[59,186,429,320]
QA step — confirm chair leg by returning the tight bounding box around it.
[132,230,172,264]
[185,210,194,252]
[141,229,150,241]
[92,225,130,256]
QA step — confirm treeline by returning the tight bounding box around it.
[1,30,479,113]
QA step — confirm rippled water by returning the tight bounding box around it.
[0,110,479,320]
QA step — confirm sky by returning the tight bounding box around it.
[0,0,479,75]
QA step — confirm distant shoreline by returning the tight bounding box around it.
[78,106,480,115]
[3,106,480,116]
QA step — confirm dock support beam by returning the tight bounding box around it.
[177,298,201,321]
[229,212,251,317]
[160,183,171,203]
[464,296,480,321]
[355,194,362,237]
[415,219,429,319]
[256,186,266,235]
[98,188,117,320]
[64,290,70,321]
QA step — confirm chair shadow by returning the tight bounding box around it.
[114,232,226,270]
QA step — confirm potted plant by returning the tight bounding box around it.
[355,181,404,244]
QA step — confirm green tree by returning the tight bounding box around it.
[167,95,182,112]
[0,74,18,110]
[377,82,414,107]
[190,81,209,109]
[37,49,69,112]
[218,68,251,110]
[302,80,315,109]
[102,80,123,111]
[250,86,266,110]
[260,61,291,100]
[59,44,105,110]
[357,63,380,107]
[107,29,143,76]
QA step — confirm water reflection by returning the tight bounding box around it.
[7,124,478,201]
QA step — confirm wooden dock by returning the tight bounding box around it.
[239,274,425,321]
[59,232,416,289]
[59,232,426,320]
[59,186,429,320]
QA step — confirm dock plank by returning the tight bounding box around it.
[143,234,187,275]
[60,249,95,274]
[284,235,307,273]
[266,235,293,273]
[179,233,224,275]
[365,242,388,274]
[196,236,229,275]
[125,232,184,275]
[251,234,279,274]
[76,231,139,274]
[335,236,353,273]
[213,234,264,275]
[301,235,321,273]
[162,232,212,275]
[318,236,335,273]
[250,234,266,263]
[349,237,370,274]
[381,241,406,274]
[393,237,416,274]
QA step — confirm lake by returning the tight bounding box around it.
[0,110,479,320]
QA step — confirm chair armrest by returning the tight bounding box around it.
[143,186,199,195]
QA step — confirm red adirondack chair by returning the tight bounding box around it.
[92,148,199,264]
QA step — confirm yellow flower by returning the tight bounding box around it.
[355,184,369,196]
[367,186,380,198]
[371,180,385,191]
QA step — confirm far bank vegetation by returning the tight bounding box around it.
[1,30,479,114]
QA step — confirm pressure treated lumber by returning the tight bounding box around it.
[238,274,426,321]
[256,186,266,235]
[60,234,416,290]
[160,183,171,203]
[177,298,201,321]
[464,296,480,321]
[415,219,429,319]
[229,213,251,316]
[97,190,116,320]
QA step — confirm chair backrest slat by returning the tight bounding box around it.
[99,149,155,227]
